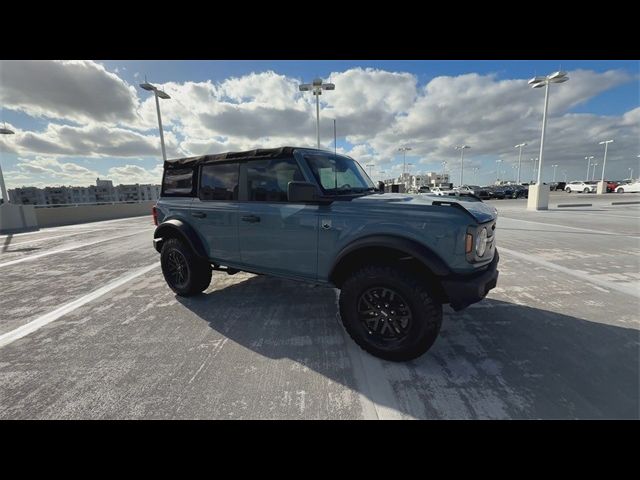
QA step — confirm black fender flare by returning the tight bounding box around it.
[329,234,452,283]
[153,219,208,259]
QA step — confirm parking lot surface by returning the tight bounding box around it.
[1,193,638,419]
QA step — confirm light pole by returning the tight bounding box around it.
[496,159,503,184]
[514,142,527,184]
[628,167,633,180]
[366,163,375,177]
[299,78,335,149]
[454,145,470,186]
[598,139,614,187]
[562,170,567,182]
[0,125,15,203]
[591,163,598,181]
[472,167,479,185]
[530,158,538,183]
[585,156,594,180]
[528,71,569,210]
[139,79,171,162]
[398,147,412,176]
[551,164,558,182]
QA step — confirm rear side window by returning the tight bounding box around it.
[162,167,195,196]
[200,162,239,201]
[246,157,304,202]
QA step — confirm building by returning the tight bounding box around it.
[8,178,161,206]
[382,172,450,192]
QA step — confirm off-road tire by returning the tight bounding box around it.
[338,265,443,362]
[161,237,212,296]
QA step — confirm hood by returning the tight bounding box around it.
[350,193,497,223]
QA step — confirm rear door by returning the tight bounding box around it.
[189,161,241,263]
[237,156,319,280]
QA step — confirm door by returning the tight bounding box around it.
[189,161,241,263]
[238,157,319,279]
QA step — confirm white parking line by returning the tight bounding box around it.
[499,246,640,298]
[0,230,150,268]
[499,216,640,238]
[0,263,160,349]
[1,230,101,248]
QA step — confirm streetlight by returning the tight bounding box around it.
[299,78,335,149]
[528,71,569,210]
[591,163,598,181]
[628,167,633,180]
[514,142,527,184]
[472,167,479,185]
[454,145,470,186]
[366,163,375,177]
[585,156,594,180]
[551,164,558,182]
[398,147,412,175]
[0,125,15,204]
[598,139,614,188]
[530,158,538,183]
[496,159,503,184]
[139,79,171,162]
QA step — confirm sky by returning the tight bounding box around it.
[0,60,638,194]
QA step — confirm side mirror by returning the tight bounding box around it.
[378,181,385,192]
[288,181,331,203]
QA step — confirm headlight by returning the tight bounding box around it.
[475,227,488,257]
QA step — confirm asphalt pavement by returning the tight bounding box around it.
[1,193,638,419]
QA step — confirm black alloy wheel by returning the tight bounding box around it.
[357,287,412,341]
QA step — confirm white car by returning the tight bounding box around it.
[565,181,597,193]
[430,187,456,196]
[615,181,640,193]
[454,185,481,195]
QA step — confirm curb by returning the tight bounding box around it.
[557,204,592,208]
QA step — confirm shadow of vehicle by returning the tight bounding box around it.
[176,273,639,419]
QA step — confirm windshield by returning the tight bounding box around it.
[304,153,376,195]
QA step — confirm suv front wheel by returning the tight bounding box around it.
[339,265,442,361]
[160,237,212,296]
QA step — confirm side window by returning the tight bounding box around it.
[200,162,239,201]
[163,167,194,196]
[246,158,304,202]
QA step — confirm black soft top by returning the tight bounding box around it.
[164,146,332,169]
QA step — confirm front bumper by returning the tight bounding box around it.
[440,249,500,311]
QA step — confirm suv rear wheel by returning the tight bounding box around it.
[161,237,212,296]
[338,265,442,361]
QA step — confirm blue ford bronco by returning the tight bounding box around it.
[153,147,499,361]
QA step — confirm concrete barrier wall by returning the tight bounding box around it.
[35,201,155,228]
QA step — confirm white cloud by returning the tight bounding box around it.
[0,60,138,123]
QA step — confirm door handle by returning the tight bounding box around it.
[191,211,206,218]
[241,215,260,223]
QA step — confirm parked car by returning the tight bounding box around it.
[418,185,431,193]
[153,146,499,362]
[615,181,640,193]
[548,182,566,191]
[510,185,529,198]
[431,186,456,196]
[455,185,482,195]
[565,181,597,193]
[606,180,620,193]
[474,187,492,200]
[486,186,505,199]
